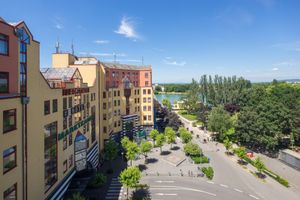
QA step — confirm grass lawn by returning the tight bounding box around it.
[178,110,198,121]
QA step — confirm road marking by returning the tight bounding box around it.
[249,194,260,199]
[234,188,243,193]
[220,184,228,188]
[206,181,214,184]
[155,180,175,183]
[155,193,177,196]
[150,186,216,196]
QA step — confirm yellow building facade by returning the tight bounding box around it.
[0,17,153,200]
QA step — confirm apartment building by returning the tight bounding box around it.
[0,18,100,200]
[100,62,154,142]
[0,16,154,200]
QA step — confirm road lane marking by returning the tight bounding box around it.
[155,193,177,196]
[220,184,228,188]
[249,194,260,199]
[155,180,175,183]
[234,188,243,193]
[150,186,216,196]
[206,181,214,184]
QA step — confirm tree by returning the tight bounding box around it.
[150,129,159,145]
[119,166,141,199]
[156,134,165,153]
[223,137,232,154]
[126,141,140,166]
[121,136,130,150]
[165,127,176,149]
[162,98,172,110]
[207,105,232,141]
[179,128,192,143]
[140,140,152,163]
[183,142,202,156]
[155,85,162,92]
[235,147,246,160]
[253,157,266,177]
[105,140,118,173]
[182,79,201,114]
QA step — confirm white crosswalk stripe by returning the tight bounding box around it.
[105,177,124,200]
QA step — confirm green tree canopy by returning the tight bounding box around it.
[183,142,202,156]
[162,98,172,110]
[119,167,141,196]
[156,134,166,153]
[140,140,152,161]
[125,141,140,166]
[179,128,192,143]
[165,127,176,149]
[150,129,159,144]
[208,105,232,140]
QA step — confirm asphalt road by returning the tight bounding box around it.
[142,176,261,200]
[175,114,300,200]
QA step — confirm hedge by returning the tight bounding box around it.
[192,156,209,164]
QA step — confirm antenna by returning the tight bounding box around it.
[55,38,60,53]
[71,39,74,55]
[142,56,144,65]
[113,52,117,63]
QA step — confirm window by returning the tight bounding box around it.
[148,89,151,94]
[63,137,67,150]
[143,115,147,121]
[145,72,149,78]
[114,91,116,97]
[63,118,67,129]
[118,110,121,116]
[114,110,117,116]
[69,133,73,146]
[138,107,140,111]
[52,99,58,113]
[134,90,137,95]
[148,97,151,103]
[137,98,140,103]
[0,72,9,93]
[137,90,140,95]
[143,98,146,103]
[118,120,121,126]
[145,81,149,86]
[68,116,72,127]
[134,98,137,103]
[143,106,147,111]
[114,121,117,128]
[103,114,107,120]
[148,106,151,111]
[63,98,67,110]
[103,92,106,98]
[68,97,72,108]
[69,155,73,168]
[3,184,16,200]
[118,91,120,96]
[114,100,117,107]
[103,103,106,109]
[103,126,107,133]
[0,34,8,55]
[63,160,67,174]
[3,146,16,174]
[148,115,152,121]
[143,89,146,95]
[3,109,16,133]
[44,100,50,115]
[118,100,120,106]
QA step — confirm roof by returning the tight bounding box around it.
[74,60,98,65]
[101,62,151,71]
[41,67,77,81]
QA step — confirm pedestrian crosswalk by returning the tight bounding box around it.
[105,177,124,200]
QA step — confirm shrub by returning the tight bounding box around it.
[192,156,209,164]
[201,166,214,180]
[180,130,193,143]
[89,173,107,188]
[183,142,202,156]
[276,176,289,187]
[69,192,87,200]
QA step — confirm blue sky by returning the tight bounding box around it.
[1,0,300,83]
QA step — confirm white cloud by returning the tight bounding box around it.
[53,17,64,30]
[94,40,110,44]
[272,67,279,71]
[79,52,126,57]
[114,16,139,40]
[163,57,186,66]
